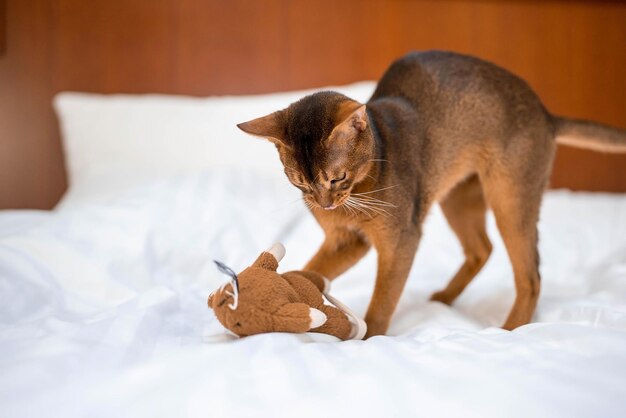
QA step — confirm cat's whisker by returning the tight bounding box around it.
[347,198,383,218]
[349,195,397,208]
[302,196,316,211]
[286,196,306,205]
[352,184,399,196]
[344,199,373,218]
[350,201,395,212]
[364,174,377,183]
[350,195,396,205]
[359,202,395,209]
[368,159,390,163]
[347,197,392,218]
[341,202,357,218]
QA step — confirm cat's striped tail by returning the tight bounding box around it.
[554,116,626,153]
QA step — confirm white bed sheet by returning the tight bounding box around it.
[1,170,625,418]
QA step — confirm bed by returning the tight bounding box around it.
[1,83,625,418]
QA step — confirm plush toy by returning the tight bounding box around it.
[208,243,366,340]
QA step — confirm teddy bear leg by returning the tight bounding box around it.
[310,305,352,340]
[282,271,327,306]
[293,270,330,293]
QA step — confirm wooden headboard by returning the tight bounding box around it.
[1,0,625,209]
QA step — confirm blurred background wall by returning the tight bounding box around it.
[0,0,625,209]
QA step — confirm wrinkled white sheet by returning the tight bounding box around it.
[1,171,625,418]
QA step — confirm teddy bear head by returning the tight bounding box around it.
[208,244,321,337]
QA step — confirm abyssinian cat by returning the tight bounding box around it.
[238,51,626,337]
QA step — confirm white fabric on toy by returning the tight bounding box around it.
[322,281,368,340]
[308,308,328,329]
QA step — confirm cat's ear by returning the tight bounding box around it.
[327,102,368,145]
[237,111,287,147]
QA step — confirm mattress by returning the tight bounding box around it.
[1,170,625,418]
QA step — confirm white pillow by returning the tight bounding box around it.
[53,82,376,205]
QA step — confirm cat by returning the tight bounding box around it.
[237,50,626,337]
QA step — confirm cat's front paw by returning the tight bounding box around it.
[429,290,455,306]
[363,319,388,339]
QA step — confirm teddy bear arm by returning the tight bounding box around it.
[287,270,328,293]
[272,303,318,333]
[251,252,279,271]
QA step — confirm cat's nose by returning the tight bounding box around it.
[315,192,335,209]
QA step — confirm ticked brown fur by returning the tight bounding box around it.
[238,51,626,337]
[208,250,353,340]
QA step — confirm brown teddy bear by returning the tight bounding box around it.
[208,243,366,340]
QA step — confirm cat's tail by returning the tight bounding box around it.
[553,116,626,153]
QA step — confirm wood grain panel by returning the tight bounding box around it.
[0,0,625,209]
[0,0,64,209]
[0,0,5,55]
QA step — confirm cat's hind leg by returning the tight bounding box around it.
[430,174,492,305]
[480,161,548,330]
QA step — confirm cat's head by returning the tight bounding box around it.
[237,92,374,210]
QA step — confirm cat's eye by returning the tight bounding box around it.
[330,172,347,185]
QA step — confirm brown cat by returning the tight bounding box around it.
[237,50,626,337]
